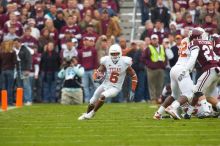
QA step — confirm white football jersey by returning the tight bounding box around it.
[100,56,132,90]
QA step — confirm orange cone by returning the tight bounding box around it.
[16,88,23,107]
[1,90,8,111]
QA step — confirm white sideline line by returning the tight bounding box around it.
[0,106,17,112]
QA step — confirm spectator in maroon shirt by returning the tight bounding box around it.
[148,20,169,44]
[60,14,82,40]
[21,27,39,50]
[34,7,46,31]
[173,0,189,11]
[78,37,98,103]
[3,12,23,37]
[175,12,185,31]
[55,0,67,10]
[202,14,218,35]
[82,23,99,42]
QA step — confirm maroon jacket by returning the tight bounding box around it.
[0,50,17,70]
[78,46,98,70]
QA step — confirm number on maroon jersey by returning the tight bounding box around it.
[202,45,216,61]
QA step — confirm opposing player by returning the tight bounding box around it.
[78,44,137,120]
[166,28,220,119]
[153,37,194,119]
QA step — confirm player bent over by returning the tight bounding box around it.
[78,44,137,120]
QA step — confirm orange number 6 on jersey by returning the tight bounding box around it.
[110,72,119,83]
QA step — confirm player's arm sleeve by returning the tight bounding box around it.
[185,46,199,72]
[126,66,138,92]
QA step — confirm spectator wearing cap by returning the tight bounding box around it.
[60,38,78,61]
[199,1,220,32]
[78,36,98,103]
[60,15,82,40]
[97,8,121,38]
[95,35,109,64]
[40,41,61,103]
[3,12,23,37]
[202,14,218,35]
[27,18,41,40]
[42,19,59,46]
[13,38,33,105]
[142,34,167,102]
[151,0,171,28]
[21,26,39,51]
[98,0,116,17]
[0,40,17,105]
[82,23,99,42]
[148,20,169,44]
[3,25,19,41]
[140,20,154,41]
[54,10,66,33]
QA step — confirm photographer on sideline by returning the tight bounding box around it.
[58,57,85,105]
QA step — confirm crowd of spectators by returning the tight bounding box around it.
[1,0,220,105]
[137,0,220,103]
[0,0,123,105]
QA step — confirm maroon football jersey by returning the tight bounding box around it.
[189,39,218,71]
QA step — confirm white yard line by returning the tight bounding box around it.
[0,106,17,112]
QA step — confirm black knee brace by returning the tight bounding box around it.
[193,92,204,98]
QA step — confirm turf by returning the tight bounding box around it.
[0,103,220,146]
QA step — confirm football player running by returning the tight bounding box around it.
[153,37,194,120]
[78,44,138,120]
[166,28,220,119]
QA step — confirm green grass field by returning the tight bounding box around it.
[0,103,220,146]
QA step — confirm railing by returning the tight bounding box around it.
[130,0,138,41]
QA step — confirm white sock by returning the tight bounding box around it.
[187,105,194,115]
[200,99,210,113]
[216,102,220,111]
[157,106,165,115]
[171,101,180,109]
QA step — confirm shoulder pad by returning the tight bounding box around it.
[100,56,109,65]
[122,56,132,66]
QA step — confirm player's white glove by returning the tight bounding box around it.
[129,91,135,101]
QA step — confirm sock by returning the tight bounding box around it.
[216,102,220,111]
[171,101,180,109]
[200,99,210,113]
[186,105,194,115]
[157,106,165,115]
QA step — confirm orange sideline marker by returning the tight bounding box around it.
[1,90,8,111]
[16,88,23,107]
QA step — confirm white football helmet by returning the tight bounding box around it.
[195,27,209,40]
[109,44,122,63]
